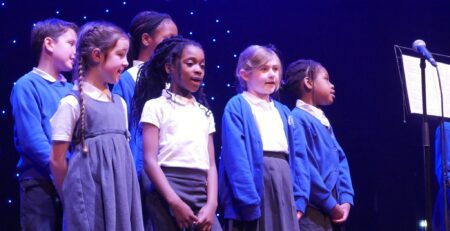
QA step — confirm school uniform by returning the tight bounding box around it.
[219,92,305,231]
[433,122,450,231]
[292,100,354,231]
[112,60,144,175]
[140,89,221,231]
[51,82,143,230]
[10,68,72,230]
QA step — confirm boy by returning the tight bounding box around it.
[10,18,77,230]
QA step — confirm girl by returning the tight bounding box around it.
[49,21,144,230]
[132,36,221,231]
[219,45,307,231]
[283,59,354,231]
[113,11,178,175]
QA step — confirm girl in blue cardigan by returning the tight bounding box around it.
[284,59,354,231]
[219,45,308,231]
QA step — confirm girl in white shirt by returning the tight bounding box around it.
[132,36,220,231]
[49,21,143,230]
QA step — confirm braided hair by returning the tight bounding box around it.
[131,35,210,132]
[283,59,324,99]
[73,21,128,154]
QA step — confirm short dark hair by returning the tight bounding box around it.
[30,18,78,64]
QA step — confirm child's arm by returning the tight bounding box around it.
[197,134,218,231]
[332,142,354,223]
[142,123,198,229]
[50,141,70,196]
[221,107,261,218]
[10,81,53,174]
[291,118,311,216]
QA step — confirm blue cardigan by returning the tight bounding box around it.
[219,94,310,220]
[112,71,143,175]
[291,107,354,213]
[435,122,450,186]
[10,71,72,180]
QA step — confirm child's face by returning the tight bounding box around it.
[100,37,130,84]
[312,67,335,105]
[169,44,205,96]
[243,56,281,100]
[52,29,77,72]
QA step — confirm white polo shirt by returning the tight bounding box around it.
[32,67,67,83]
[140,90,215,171]
[51,82,128,142]
[127,60,144,82]
[242,91,289,153]
[296,99,331,128]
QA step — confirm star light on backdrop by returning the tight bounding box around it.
[0,2,240,227]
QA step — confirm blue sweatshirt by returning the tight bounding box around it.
[112,71,143,175]
[219,94,310,220]
[435,122,450,186]
[10,71,73,180]
[291,107,354,214]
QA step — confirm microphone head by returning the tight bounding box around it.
[412,39,426,51]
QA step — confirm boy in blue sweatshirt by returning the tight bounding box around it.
[284,59,354,231]
[10,18,77,230]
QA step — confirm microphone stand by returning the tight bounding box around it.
[420,57,433,231]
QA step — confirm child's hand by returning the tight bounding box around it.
[332,203,351,224]
[170,199,198,229]
[330,204,344,222]
[296,211,303,220]
[196,203,216,231]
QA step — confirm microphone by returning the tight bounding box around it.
[412,39,438,67]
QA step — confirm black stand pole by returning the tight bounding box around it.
[420,58,433,230]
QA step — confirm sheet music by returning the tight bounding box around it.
[402,54,450,118]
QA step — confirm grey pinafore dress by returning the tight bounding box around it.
[62,92,144,231]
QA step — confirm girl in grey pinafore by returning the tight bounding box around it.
[62,92,143,231]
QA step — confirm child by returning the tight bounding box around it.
[113,11,178,175]
[219,45,306,231]
[433,122,450,230]
[49,21,143,230]
[10,18,77,230]
[132,36,221,231]
[283,59,354,231]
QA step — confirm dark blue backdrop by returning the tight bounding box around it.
[1,0,449,230]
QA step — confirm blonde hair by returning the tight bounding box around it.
[235,45,282,92]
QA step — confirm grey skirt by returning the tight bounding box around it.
[225,152,299,231]
[143,166,222,231]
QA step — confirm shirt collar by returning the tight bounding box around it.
[162,89,197,106]
[32,67,67,83]
[296,99,331,128]
[74,81,112,102]
[242,91,274,109]
[133,60,144,67]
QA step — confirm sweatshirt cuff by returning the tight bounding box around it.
[339,193,354,206]
[295,196,308,213]
[322,195,338,214]
[238,204,261,221]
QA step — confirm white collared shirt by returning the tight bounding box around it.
[127,60,145,82]
[296,99,331,128]
[242,91,289,153]
[140,90,215,171]
[51,82,128,142]
[32,67,67,83]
